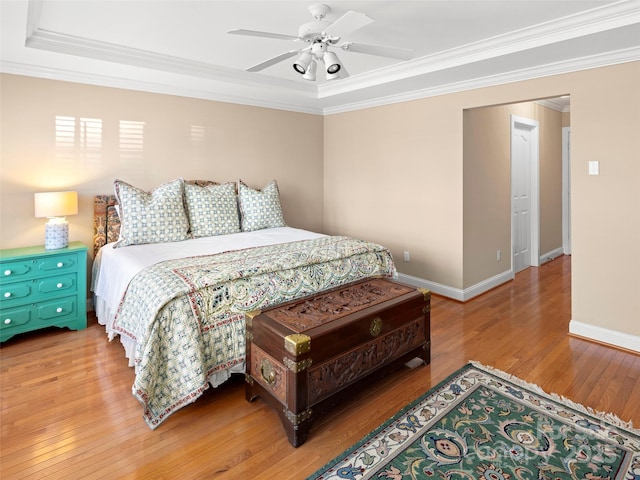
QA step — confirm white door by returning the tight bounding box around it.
[511,116,540,273]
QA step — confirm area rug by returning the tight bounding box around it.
[307,362,639,480]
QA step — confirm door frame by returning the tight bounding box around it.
[510,115,540,269]
[562,126,571,255]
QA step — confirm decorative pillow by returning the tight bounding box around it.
[184,182,240,237]
[238,180,286,232]
[113,178,190,248]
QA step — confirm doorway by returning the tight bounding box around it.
[511,115,540,273]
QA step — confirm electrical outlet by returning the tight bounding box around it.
[497,250,501,261]
[403,251,410,262]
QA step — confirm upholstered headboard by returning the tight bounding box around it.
[92,180,220,257]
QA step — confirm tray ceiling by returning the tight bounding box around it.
[1,0,639,114]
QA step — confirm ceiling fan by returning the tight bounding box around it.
[228,3,414,81]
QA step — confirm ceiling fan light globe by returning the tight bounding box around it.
[293,51,312,75]
[323,51,342,76]
[302,60,317,81]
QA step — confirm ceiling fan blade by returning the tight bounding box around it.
[246,50,300,72]
[323,11,373,38]
[228,29,300,42]
[340,42,414,61]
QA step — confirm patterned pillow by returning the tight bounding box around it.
[238,180,286,232]
[184,182,240,237]
[113,178,190,248]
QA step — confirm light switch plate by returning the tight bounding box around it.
[588,161,600,175]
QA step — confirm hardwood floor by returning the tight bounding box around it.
[1,255,638,479]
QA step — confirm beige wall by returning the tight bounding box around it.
[569,63,640,340]
[2,62,638,345]
[0,74,324,255]
[323,98,465,289]
[324,61,639,341]
[463,101,563,287]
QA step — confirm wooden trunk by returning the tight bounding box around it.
[245,277,431,447]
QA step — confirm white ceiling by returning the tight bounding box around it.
[1,0,639,114]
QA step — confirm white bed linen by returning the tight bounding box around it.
[91,226,325,366]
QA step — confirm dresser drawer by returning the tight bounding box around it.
[0,254,78,281]
[38,254,78,274]
[38,274,76,296]
[0,274,76,308]
[0,305,32,331]
[1,282,33,303]
[36,296,76,321]
[0,297,77,337]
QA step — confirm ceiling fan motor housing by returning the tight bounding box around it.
[298,20,332,42]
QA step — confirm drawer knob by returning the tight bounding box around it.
[4,319,11,325]
[3,270,11,276]
[56,307,63,313]
[56,262,64,268]
[57,283,63,288]
[3,292,11,298]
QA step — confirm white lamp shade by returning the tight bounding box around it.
[34,191,78,218]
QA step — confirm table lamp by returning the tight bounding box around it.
[34,191,78,249]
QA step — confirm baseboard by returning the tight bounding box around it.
[461,270,514,301]
[397,269,513,302]
[569,320,640,353]
[540,247,564,265]
[397,273,465,301]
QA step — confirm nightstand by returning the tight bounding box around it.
[0,242,88,342]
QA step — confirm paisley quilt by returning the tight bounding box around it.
[112,236,396,428]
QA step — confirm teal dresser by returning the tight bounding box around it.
[0,242,88,342]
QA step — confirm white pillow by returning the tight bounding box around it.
[237,180,286,232]
[184,182,240,237]
[113,178,190,247]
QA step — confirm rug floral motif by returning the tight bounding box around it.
[308,362,639,480]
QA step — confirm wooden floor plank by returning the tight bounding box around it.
[1,255,638,479]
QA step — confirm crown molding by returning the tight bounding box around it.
[4,46,637,116]
[536,98,571,112]
[0,60,325,115]
[321,47,640,115]
[25,28,316,96]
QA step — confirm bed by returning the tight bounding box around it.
[91,179,397,428]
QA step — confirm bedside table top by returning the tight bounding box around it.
[0,241,88,260]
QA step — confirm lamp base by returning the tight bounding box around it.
[44,221,69,250]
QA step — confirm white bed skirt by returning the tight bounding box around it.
[93,295,245,385]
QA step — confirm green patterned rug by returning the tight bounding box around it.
[307,362,639,480]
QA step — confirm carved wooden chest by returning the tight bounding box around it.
[245,277,431,447]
